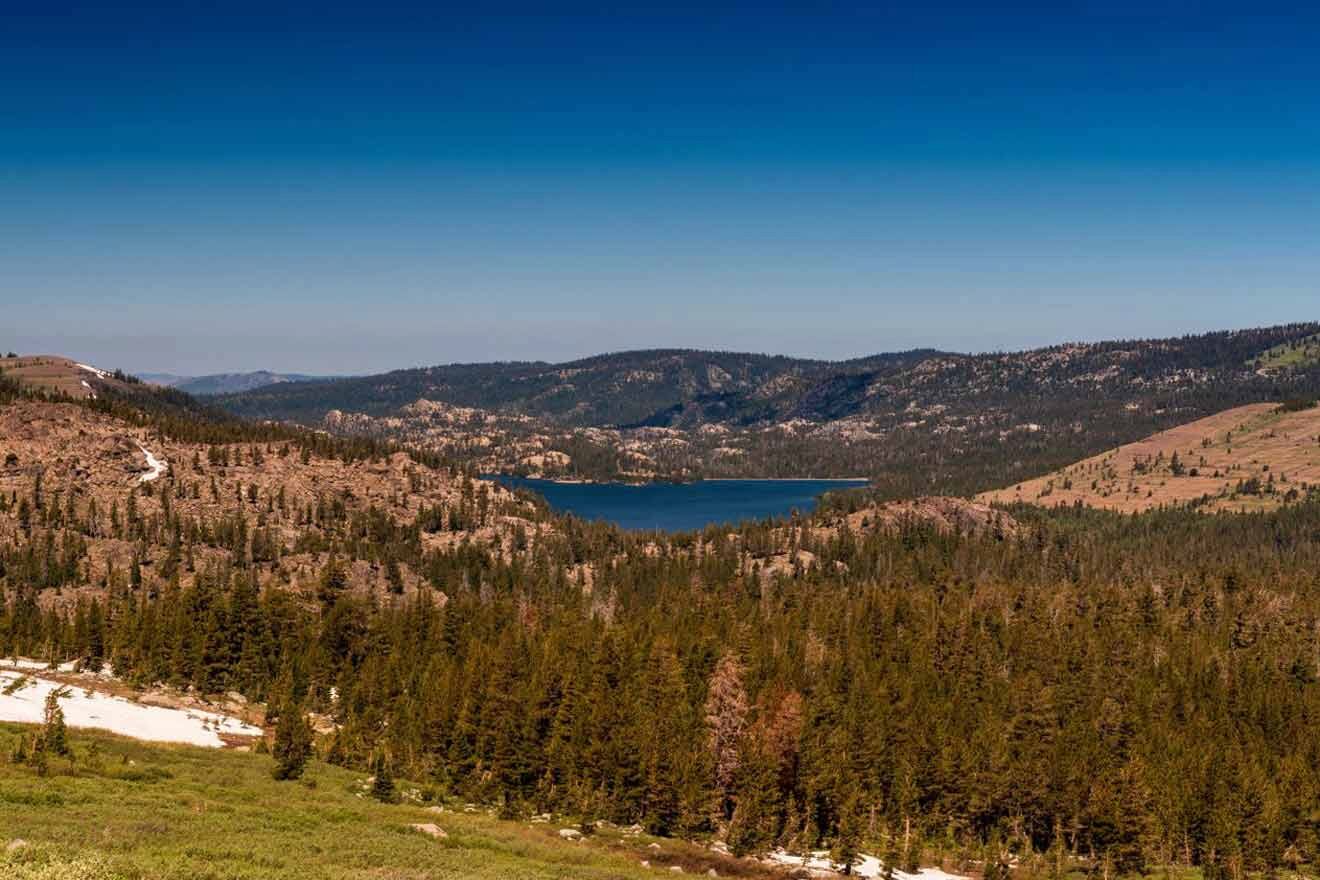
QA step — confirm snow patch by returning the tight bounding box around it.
[0,657,80,674]
[75,362,109,380]
[0,670,261,747]
[139,445,167,483]
[767,850,968,880]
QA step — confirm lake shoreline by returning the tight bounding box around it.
[485,474,870,486]
[484,475,868,531]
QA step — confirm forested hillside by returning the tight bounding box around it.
[217,324,1320,491]
[7,483,1320,877]
[4,371,1320,878]
[217,326,1320,429]
[217,349,843,426]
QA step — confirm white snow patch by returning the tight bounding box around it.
[80,379,92,389]
[138,445,167,483]
[76,362,110,380]
[0,671,261,747]
[767,850,968,880]
[1,657,81,674]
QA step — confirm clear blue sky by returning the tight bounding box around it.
[4,2,1318,374]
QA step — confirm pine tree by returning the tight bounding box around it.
[831,792,862,875]
[271,703,313,780]
[727,738,778,856]
[640,642,690,836]
[42,687,70,757]
[371,749,395,803]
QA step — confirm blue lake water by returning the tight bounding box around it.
[486,477,868,532]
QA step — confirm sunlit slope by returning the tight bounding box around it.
[0,725,772,880]
[0,355,140,400]
[978,401,1320,513]
[1251,332,1320,373]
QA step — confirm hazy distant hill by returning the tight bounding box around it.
[143,370,335,396]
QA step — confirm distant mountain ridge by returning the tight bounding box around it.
[212,324,1320,493]
[142,370,337,396]
[216,325,1320,430]
[215,347,947,426]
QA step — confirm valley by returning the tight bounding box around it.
[10,5,1315,877]
[215,325,1320,497]
[4,329,1320,880]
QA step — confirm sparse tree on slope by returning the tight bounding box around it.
[271,702,313,780]
[42,687,70,757]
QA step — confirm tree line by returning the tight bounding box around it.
[5,492,1320,878]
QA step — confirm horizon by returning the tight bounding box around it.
[14,318,1318,379]
[8,2,1320,373]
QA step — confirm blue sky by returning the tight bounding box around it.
[4,2,1318,374]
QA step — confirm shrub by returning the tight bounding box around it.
[1278,397,1317,413]
[1,846,125,880]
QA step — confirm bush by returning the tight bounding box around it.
[1278,397,1316,413]
[0,846,126,880]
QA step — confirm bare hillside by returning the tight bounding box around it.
[0,355,142,401]
[979,401,1320,513]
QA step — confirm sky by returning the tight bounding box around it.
[4,1,1319,375]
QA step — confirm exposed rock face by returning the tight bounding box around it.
[745,497,1020,582]
[855,496,1020,538]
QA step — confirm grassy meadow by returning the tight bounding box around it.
[0,723,767,880]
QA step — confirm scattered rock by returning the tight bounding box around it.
[559,828,583,841]
[409,823,447,839]
[6,839,28,853]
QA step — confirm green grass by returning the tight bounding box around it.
[1252,334,1320,372]
[0,724,727,880]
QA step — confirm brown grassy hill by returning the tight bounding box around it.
[978,401,1320,513]
[0,355,145,401]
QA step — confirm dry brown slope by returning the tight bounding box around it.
[978,401,1320,513]
[0,355,145,400]
[0,397,543,605]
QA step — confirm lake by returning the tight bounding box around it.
[486,477,868,531]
